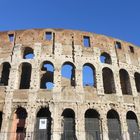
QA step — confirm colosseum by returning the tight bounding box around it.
[0,28,139,140]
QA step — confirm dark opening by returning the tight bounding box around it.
[129,46,134,53]
[61,109,76,140]
[102,67,116,94]
[19,63,32,89]
[0,112,2,131]
[16,107,27,120]
[45,32,52,41]
[85,109,99,118]
[23,47,34,59]
[72,35,75,62]
[100,52,112,64]
[127,111,137,120]
[134,72,140,92]
[83,63,96,87]
[107,110,119,119]
[35,108,51,140]
[85,109,101,140]
[0,62,11,86]
[62,109,75,118]
[52,33,55,54]
[127,111,139,140]
[8,34,14,42]
[40,61,54,90]
[61,62,76,87]
[115,41,121,49]
[83,36,90,47]
[107,110,122,140]
[119,69,132,95]
[16,107,27,140]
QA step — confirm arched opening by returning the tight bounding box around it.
[102,67,116,94]
[10,107,27,140]
[19,63,32,89]
[23,47,34,59]
[134,72,140,92]
[0,112,2,131]
[100,52,112,64]
[85,109,101,140]
[0,62,11,86]
[83,63,96,87]
[127,111,139,139]
[61,62,76,87]
[34,107,51,140]
[40,61,54,90]
[119,69,132,95]
[61,109,76,140]
[107,110,122,140]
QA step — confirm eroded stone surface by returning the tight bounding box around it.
[0,28,139,140]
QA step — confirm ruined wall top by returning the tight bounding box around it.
[0,28,139,66]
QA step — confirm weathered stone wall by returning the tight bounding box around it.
[0,28,139,140]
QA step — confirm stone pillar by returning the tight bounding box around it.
[30,64,40,90]
[96,66,104,95]
[129,72,138,97]
[51,103,61,140]
[34,43,41,60]
[138,57,140,67]
[93,47,100,62]
[25,105,36,140]
[0,92,12,140]
[74,106,79,140]
[53,65,61,102]
[25,90,38,140]
[53,65,61,93]
[93,48,102,95]
[113,69,123,96]
[76,105,85,140]
[53,42,62,96]
[49,102,57,140]
[54,43,62,57]
[125,54,131,65]
[110,48,118,65]
[75,67,84,93]
[120,112,130,140]
[11,44,22,62]
[100,113,109,140]
[136,113,140,126]
[74,45,84,93]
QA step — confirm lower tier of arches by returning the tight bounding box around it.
[0,102,140,140]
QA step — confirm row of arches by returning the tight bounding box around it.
[6,107,140,140]
[0,61,140,94]
[22,47,112,65]
[17,62,140,95]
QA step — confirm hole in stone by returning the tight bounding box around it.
[115,41,121,49]
[23,47,34,59]
[83,36,90,47]
[8,34,14,42]
[45,32,52,41]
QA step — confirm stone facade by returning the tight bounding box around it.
[0,28,139,140]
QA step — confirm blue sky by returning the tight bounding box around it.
[0,0,140,46]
